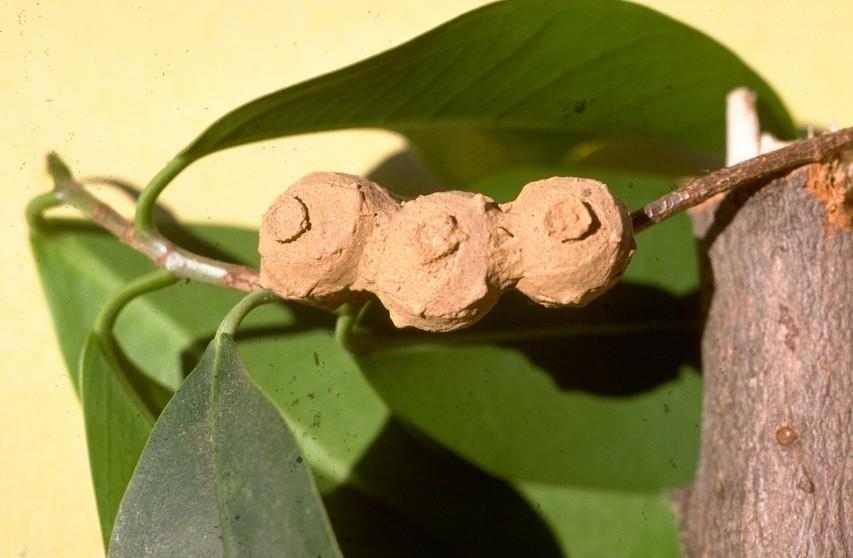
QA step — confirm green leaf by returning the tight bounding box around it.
[109,334,343,558]
[30,225,232,391]
[519,481,683,558]
[32,222,563,555]
[357,339,700,490]
[352,166,702,489]
[179,0,793,183]
[33,219,692,553]
[31,223,153,391]
[31,223,458,555]
[79,334,155,548]
[29,221,385,481]
[47,151,73,183]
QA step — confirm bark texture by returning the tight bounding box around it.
[675,161,853,557]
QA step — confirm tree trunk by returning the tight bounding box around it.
[674,161,853,557]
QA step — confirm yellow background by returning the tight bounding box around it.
[2,1,851,555]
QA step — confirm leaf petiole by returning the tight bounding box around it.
[216,289,279,338]
[334,301,373,352]
[88,270,179,420]
[133,155,191,237]
[93,270,179,340]
[25,190,63,229]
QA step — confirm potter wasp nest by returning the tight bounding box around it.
[259,172,635,332]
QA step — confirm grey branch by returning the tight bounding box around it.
[53,178,261,292]
[632,126,853,233]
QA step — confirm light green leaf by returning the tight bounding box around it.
[353,166,701,489]
[109,334,343,558]
[30,222,247,391]
[30,222,153,390]
[79,334,156,548]
[358,340,700,489]
[178,0,793,183]
[519,481,683,558]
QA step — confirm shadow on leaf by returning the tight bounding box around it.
[327,419,563,558]
[363,282,701,396]
[366,149,445,198]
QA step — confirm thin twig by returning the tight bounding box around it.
[631,126,853,233]
[44,176,262,292]
[36,127,853,296]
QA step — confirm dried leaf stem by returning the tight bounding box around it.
[631,126,853,233]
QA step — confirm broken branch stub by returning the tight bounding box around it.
[259,172,635,331]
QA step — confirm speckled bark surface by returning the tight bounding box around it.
[676,163,853,557]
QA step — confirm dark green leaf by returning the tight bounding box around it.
[79,334,155,548]
[180,0,793,183]
[109,334,343,558]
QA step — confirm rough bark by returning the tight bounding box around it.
[675,161,853,557]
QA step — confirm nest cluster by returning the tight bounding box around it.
[259,172,635,331]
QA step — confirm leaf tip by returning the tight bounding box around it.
[46,151,73,184]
